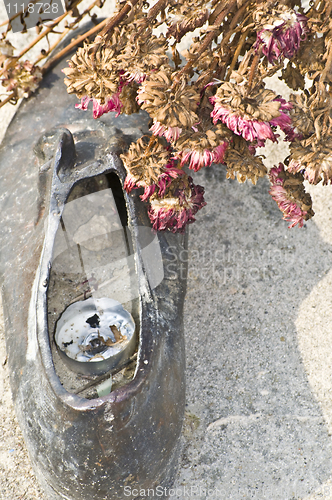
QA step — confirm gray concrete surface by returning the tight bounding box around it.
[2,4,332,500]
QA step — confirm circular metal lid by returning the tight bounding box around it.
[54,297,136,375]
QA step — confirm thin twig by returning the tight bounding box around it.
[226,28,249,81]
[33,0,101,64]
[17,0,84,60]
[172,0,237,87]
[41,17,108,74]
[98,0,141,41]
[0,92,16,108]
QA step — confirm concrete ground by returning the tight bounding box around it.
[2,4,332,500]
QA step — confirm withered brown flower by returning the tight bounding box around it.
[224,136,267,184]
[288,93,314,137]
[280,62,305,91]
[269,163,314,228]
[295,35,325,76]
[289,135,332,185]
[167,5,209,42]
[63,32,124,102]
[121,29,168,82]
[211,82,293,144]
[121,135,175,191]
[137,70,200,130]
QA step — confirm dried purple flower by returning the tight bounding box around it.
[254,4,308,64]
[148,176,206,233]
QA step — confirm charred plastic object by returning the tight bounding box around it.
[0,41,187,500]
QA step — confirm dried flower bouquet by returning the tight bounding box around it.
[1,0,331,233]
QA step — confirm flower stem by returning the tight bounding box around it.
[172,0,237,87]
[226,28,249,81]
[33,0,101,65]
[137,0,170,36]
[0,0,40,28]
[98,0,141,41]
[41,17,108,74]
[0,92,16,108]
[321,39,332,83]
[247,50,261,91]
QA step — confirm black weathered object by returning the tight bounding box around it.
[0,34,187,499]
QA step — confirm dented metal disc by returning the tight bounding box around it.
[55,297,136,375]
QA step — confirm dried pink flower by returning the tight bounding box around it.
[269,163,313,228]
[76,93,123,118]
[177,143,228,171]
[210,83,293,145]
[148,176,206,233]
[121,136,183,201]
[150,121,182,143]
[254,5,308,64]
[173,122,231,171]
[288,134,332,185]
